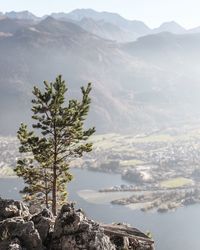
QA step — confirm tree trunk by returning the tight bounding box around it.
[52,122,58,216]
[44,169,49,209]
[52,164,57,216]
[45,191,49,209]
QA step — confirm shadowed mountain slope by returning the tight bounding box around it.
[1,17,200,134]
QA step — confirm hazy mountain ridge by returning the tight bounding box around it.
[76,17,138,42]
[49,9,200,35]
[152,21,186,34]
[0,13,200,134]
[0,9,200,42]
[50,9,151,42]
[0,17,138,134]
[5,10,39,21]
[0,17,34,35]
[65,9,151,34]
[67,9,200,38]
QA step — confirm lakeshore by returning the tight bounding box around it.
[1,169,200,250]
[78,186,200,213]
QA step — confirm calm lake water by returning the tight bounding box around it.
[0,169,200,250]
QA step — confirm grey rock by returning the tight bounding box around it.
[110,235,129,249]
[51,203,116,250]
[0,198,29,221]
[29,204,42,215]
[0,199,154,250]
[0,218,43,250]
[31,208,53,244]
[8,238,22,250]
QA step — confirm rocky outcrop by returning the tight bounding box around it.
[0,197,29,221]
[0,198,154,250]
[0,218,43,249]
[31,208,54,245]
[51,203,116,250]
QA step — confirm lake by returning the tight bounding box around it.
[0,169,200,250]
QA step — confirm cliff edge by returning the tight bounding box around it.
[0,198,154,250]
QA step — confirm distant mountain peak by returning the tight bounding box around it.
[5,11,38,20]
[153,21,186,34]
[67,9,151,37]
[159,21,184,28]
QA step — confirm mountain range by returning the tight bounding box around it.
[0,9,200,134]
[1,9,200,40]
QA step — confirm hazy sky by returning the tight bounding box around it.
[0,0,199,29]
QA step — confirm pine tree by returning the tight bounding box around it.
[15,75,95,215]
